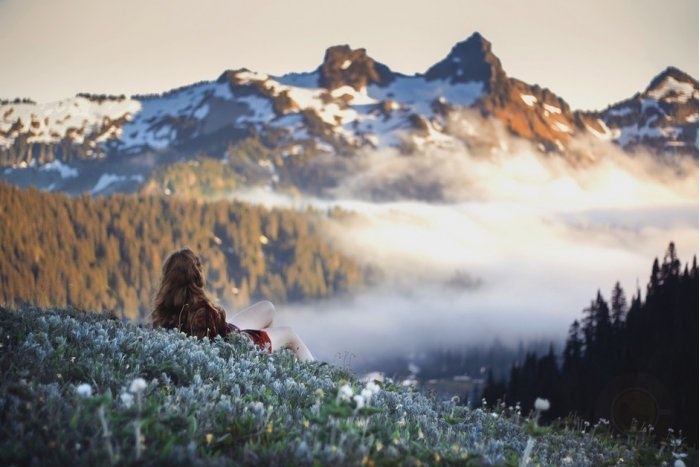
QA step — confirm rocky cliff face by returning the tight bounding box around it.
[425,32,507,91]
[317,45,395,91]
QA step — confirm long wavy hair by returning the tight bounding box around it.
[151,248,224,336]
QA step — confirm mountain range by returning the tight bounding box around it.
[1,32,697,196]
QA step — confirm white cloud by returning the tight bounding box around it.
[229,137,698,365]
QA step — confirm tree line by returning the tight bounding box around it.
[482,243,698,443]
[0,182,363,321]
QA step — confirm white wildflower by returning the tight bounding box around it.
[338,384,353,402]
[129,378,147,394]
[353,395,365,410]
[674,460,686,467]
[120,392,134,408]
[534,398,550,412]
[365,380,381,395]
[361,388,373,402]
[76,383,92,398]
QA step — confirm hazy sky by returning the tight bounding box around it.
[0,0,697,110]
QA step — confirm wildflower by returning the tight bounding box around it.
[375,441,383,452]
[120,392,134,408]
[205,433,213,445]
[353,394,365,410]
[266,423,273,433]
[129,378,147,394]
[674,461,686,467]
[338,384,353,402]
[365,380,381,395]
[76,383,92,398]
[434,453,441,463]
[361,388,373,402]
[534,398,550,412]
[302,419,310,428]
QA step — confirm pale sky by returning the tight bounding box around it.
[0,0,697,110]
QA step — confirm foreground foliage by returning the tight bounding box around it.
[0,306,692,466]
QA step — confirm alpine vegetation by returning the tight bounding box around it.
[0,306,692,466]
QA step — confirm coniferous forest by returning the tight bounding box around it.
[483,243,699,444]
[0,182,363,320]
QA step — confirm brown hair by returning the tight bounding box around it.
[151,248,227,339]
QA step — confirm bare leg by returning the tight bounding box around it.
[231,301,275,330]
[264,326,315,362]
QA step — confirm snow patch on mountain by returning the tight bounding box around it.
[646,75,698,103]
[118,81,235,150]
[39,160,78,178]
[543,104,562,115]
[520,94,537,107]
[0,96,140,145]
[585,119,614,140]
[368,76,483,116]
[551,121,573,133]
[91,173,145,195]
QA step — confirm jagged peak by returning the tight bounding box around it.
[644,66,698,102]
[646,66,698,89]
[316,45,395,91]
[424,32,507,90]
[217,68,261,84]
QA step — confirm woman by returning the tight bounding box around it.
[151,248,314,362]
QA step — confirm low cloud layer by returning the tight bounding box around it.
[229,133,698,367]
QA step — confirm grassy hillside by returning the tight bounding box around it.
[0,307,693,466]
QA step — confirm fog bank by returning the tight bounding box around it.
[229,140,698,367]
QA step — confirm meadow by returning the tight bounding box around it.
[1,306,693,466]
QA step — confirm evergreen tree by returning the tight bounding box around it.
[481,243,698,442]
[610,282,627,331]
[562,320,582,372]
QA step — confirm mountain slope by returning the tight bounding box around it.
[0,33,697,195]
[0,182,363,318]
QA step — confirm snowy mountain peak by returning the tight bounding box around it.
[644,66,699,103]
[424,32,507,90]
[596,67,698,154]
[317,45,395,91]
